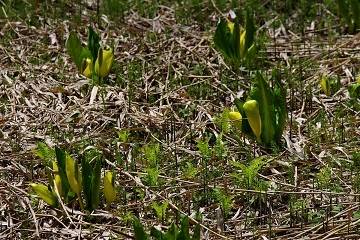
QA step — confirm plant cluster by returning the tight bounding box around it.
[214,10,256,66]
[30,143,116,211]
[231,72,287,149]
[66,26,114,84]
[133,216,200,240]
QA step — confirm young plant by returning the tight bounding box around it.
[142,144,161,186]
[320,74,341,96]
[234,72,287,149]
[133,216,200,240]
[30,143,115,211]
[151,200,169,222]
[213,188,233,219]
[81,149,102,211]
[214,10,256,66]
[231,156,268,192]
[66,26,114,84]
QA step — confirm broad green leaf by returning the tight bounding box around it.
[66,32,89,70]
[88,26,100,62]
[249,72,275,146]
[81,158,92,210]
[31,183,58,207]
[81,150,102,211]
[178,216,190,240]
[133,217,149,240]
[91,158,101,210]
[273,79,287,144]
[65,154,81,196]
[55,147,70,200]
[350,0,360,32]
[150,227,165,239]
[244,10,255,52]
[214,19,235,61]
[233,17,241,61]
[164,222,178,240]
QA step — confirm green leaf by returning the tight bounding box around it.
[30,183,58,207]
[150,227,165,239]
[214,19,235,61]
[244,10,255,52]
[233,17,241,61]
[249,72,275,146]
[91,158,101,210]
[272,71,287,144]
[66,32,82,69]
[133,217,149,240]
[88,26,101,62]
[55,147,70,200]
[81,156,101,211]
[81,158,92,210]
[34,142,56,165]
[350,0,360,31]
[178,216,190,240]
[337,0,350,24]
[164,222,178,240]
[192,222,201,240]
[66,32,91,70]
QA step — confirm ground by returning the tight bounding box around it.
[0,0,359,239]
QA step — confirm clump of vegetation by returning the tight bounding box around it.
[233,72,287,149]
[320,74,341,96]
[133,216,200,240]
[30,143,116,211]
[214,10,256,66]
[66,26,114,84]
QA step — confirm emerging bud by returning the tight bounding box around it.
[95,46,114,78]
[243,100,262,140]
[81,58,93,78]
[103,171,116,205]
[229,111,242,131]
